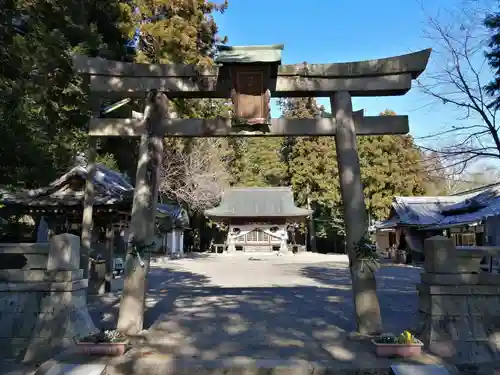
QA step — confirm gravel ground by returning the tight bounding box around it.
[89,253,423,361]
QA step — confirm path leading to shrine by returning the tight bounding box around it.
[90,253,423,362]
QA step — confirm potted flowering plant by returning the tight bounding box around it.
[372,330,423,357]
[75,330,128,356]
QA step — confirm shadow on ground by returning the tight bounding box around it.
[302,264,421,336]
[88,268,210,331]
[90,262,423,363]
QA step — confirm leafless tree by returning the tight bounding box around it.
[420,149,500,194]
[159,138,230,212]
[417,0,499,170]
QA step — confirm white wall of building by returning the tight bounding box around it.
[165,229,184,257]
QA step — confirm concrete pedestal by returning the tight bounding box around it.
[418,283,500,364]
[418,236,500,365]
[0,234,98,363]
[0,270,97,363]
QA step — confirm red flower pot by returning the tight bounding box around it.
[372,339,423,357]
[75,342,128,356]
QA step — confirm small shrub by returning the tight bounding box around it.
[374,330,419,344]
[78,330,127,343]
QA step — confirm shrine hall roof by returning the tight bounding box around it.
[215,44,284,64]
[0,163,134,208]
[204,187,312,218]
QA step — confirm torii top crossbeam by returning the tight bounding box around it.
[73,44,431,137]
[73,45,431,98]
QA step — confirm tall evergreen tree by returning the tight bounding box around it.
[279,98,341,252]
[0,0,133,187]
[358,109,428,221]
[485,11,500,109]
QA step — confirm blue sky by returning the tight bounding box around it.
[213,0,492,144]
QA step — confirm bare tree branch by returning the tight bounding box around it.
[417,0,499,166]
[159,138,229,212]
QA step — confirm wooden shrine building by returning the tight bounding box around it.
[204,187,312,253]
[0,162,188,249]
[0,162,134,243]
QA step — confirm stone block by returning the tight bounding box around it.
[456,252,484,274]
[428,295,468,316]
[0,243,50,269]
[420,303,500,365]
[24,254,49,269]
[0,316,14,337]
[466,296,498,316]
[44,364,107,375]
[479,272,500,285]
[422,273,479,285]
[0,279,87,292]
[23,336,75,363]
[0,291,41,313]
[0,311,38,338]
[38,291,86,313]
[13,312,39,338]
[24,303,98,362]
[0,270,83,282]
[0,338,30,362]
[390,364,451,375]
[424,236,457,274]
[420,284,500,296]
[48,234,80,271]
[452,341,496,365]
[421,316,494,362]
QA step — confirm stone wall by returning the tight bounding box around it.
[0,234,97,363]
[418,236,500,365]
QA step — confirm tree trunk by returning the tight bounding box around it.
[117,92,166,335]
[81,97,101,281]
[307,196,317,252]
[104,225,114,293]
[330,91,383,335]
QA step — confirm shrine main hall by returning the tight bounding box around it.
[204,187,312,253]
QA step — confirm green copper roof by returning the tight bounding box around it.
[215,44,284,64]
[204,187,312,218]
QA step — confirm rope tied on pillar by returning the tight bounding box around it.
[352,230,380,277]
[128,238,156,267]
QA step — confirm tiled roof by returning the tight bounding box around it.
[157,203,190,228]
[204,187,312,218]
[0,164,134,207]
[1,165,187,226]
[377,183,500,229]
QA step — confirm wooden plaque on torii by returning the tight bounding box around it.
[216,45,282,125]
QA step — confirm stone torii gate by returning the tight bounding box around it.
[73,44,430,334]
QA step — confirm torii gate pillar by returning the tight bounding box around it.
[332,91,383,334]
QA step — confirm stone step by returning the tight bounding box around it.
[101,356,456,375]
[391,364,453,375]
[38,364,105,375]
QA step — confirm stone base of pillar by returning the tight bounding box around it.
[0,269,97,363]
[418,279,500,364]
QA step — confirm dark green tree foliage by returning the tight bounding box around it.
[275,100,431,252]
[100,0,229,180]
[485,11,500,109]
[358,110,428,220]
[279,98,344,248]
[130,0,228,65]
[0,0,132,188]
[228,137,287,187]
